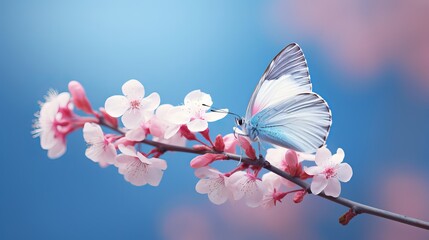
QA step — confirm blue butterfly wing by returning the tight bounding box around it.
[245,43,312,119]
[250,93,332,153]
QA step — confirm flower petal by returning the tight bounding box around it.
[336,163,353,182]
[146,168,164,186]
[244,181,265,208]
[194,166,220,178]
[208,187,229,205]
[184,90,213,107]
[331,148,345,164]
[47,141,66,159]
[83,123,104,144]
[167,106,191,125]
[156,104,173,120]
[187,119,208,132]
[304,166,323,176]
[324,178,341,197]
[205,110,228,122]
[122,79,144,100]
[105,95,129,117]
[315,147,332,166]
[195,179,211,194]
[102,144,117,164]
[124,163,147,186]
[262,172,282,189]
[310,175,328,195]
[114,154,134,170]
[85,145,101,162]
[141,92,160,111]
[223,133,238,154]
[164,125,180,139]
[265,148,286,168]
[122,109,144,129]
[150,158,167,170]
[56,92,71,107]
[40,131,56,150]
[118,144,137,157]
[125,128,146,141]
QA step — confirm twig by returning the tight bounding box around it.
[99,121,429,230]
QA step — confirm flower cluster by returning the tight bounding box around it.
[33,79,352,207]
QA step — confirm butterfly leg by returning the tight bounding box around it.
[255,137,265,159]
[234,132,250,165]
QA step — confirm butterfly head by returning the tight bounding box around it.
[235,117,245,127]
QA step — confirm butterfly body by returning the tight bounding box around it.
[236,43,332,154]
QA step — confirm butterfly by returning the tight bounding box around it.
[234,43,332,154]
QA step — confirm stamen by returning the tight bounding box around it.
[130,100,141,109]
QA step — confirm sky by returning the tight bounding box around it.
[1,1,429,239]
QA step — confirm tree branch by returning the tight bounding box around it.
[100,122,429,230]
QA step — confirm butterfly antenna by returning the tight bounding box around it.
[202,104,242,119]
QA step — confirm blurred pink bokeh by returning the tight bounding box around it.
[367,168,429,239]
[161,196,325,240]
[265,0,429,93]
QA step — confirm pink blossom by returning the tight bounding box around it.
[226,171,266,208]
[68,80,93,114]
[124,104,187,146]
[223,133,238,153]
[33,90,74,159]
[293,190,307,203]
[83,123,117,165]
[213,134,225,152]
[195,167,234,205]
[168,90,227,132]
[304,147,353,197]
[104,79,160,129]
[260,172,284,208]
[150,104,177,138]
[114,145,167,186]
[266,147,315,186]
[190,153,227,168]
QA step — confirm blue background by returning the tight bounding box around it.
[1,1,429,239]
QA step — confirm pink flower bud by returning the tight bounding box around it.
[293,190,307,203]
[214,134,225,152]
[285,150,299,176]
[238,137,256,160]
[180,125,197,141]
[68,80,93,114]
[223,133,238,153]
[100,108,118,129]
[190,153,227,168]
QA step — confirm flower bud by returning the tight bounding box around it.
[68,80,93,114]
[214,134,225,152]
[223,133,238,154]
[180,125,197,141]
[190,153,227,168]
[293,190,307,203]
[285,150,299,176]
